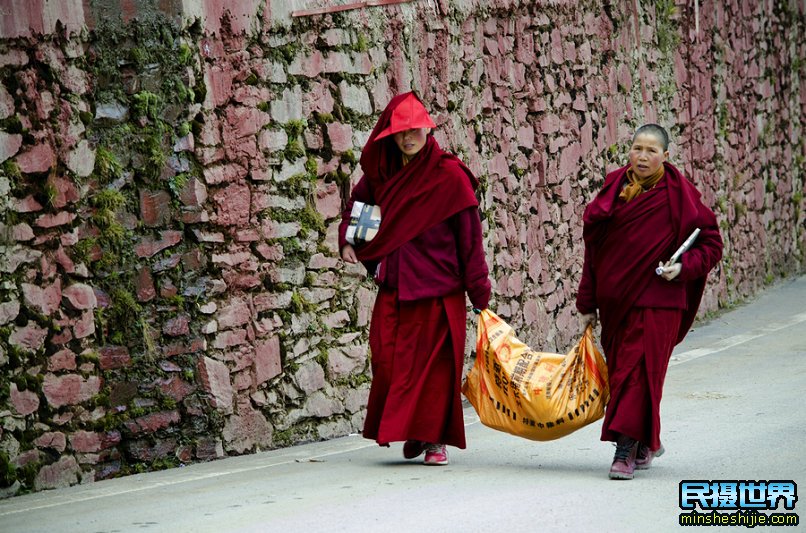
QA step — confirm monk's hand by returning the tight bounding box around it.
[657,261,682,281]
[341,244,358,264]
[579,312,597,333]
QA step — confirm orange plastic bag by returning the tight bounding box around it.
[462,309,609,441]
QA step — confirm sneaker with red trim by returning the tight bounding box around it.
[403,440,425,460]
[423,444,448,466]
[635,443,665,470]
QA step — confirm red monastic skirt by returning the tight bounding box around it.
[363,288,468,449]
[600,307,682,452]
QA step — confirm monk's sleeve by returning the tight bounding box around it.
[576,243,598,313]
[455,207,491,310]
[338,175,372,251]
[677,223,723,282]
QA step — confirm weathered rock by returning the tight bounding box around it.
[254,335,281,386]
[0,299,21,325]
[10,383,40,416]
[9,322,48,352]
[197,356,233,413]
[34,432,66,452]
[294,361,326,394]
[222,402,272,453]
[99,346,131,370]
[34,456,80,491]
[62,282,97,310]
[49,348,77,371]
[124,410,180,435]
[43,374,101,407]
[69,430,121,453]
[95,101,128,122]
[0,131,22,163]
[212,299,247,331]
[22,279,62,315]
[139,189,172,227]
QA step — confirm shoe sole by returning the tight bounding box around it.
[635,444,665,470]
[609,471,634,480]
[424,460,449,466]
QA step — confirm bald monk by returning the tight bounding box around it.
[576,124,723,480]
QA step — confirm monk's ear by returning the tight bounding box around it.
[425,127,432,135]
[663,150,669,161]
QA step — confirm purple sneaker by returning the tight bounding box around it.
[403,440,425,459]
[635,443,665,470]
[423,444,449,466]
[609,436,638,480]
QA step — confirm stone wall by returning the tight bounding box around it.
[0,0,803,495]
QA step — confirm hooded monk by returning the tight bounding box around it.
[576,124,723,480]
[339,92,491,466]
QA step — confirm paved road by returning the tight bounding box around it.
[2,276,805,533]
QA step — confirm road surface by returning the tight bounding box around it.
[2,275,805,532]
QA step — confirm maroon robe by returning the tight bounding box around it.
[340,93,491,448]
[577,162,723,450]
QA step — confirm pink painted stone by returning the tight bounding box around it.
[43,373,101,407]
[179,177,208,207]
[164,315,190,337]
[22,279,62,315]
[217,298,251,330]
[53,246,75,273]
[205,65,234,107]
[69,430,121,453]
[157,376,195,402]
[197,356,233,413]
[9,322,48,351]
[254,335,281,386]
[135,266,156,302]
[72,309,95,339]
[35,211,76,228]
[10,383,40,415]
[34,456,80,491]
[124,410,180,435]
[139,189,172,227]
[62,282,97,310]
[314,181,341,219]
[222,402,272,453]
[49,348,77,371]
[99,345,131,370]
[16,142,56,173]
[34,432,66,452]
[213,329,248,349]
[326,122,354,152]
[203,163,247,185]
[134,230,182,258]
[225,106,271,139]
[303,81,336,115]
[213,182,251,227]
[13,195,43,213]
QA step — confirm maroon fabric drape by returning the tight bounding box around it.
[364,288,468,448]
[351,92,480,262]
[580,162,722,348]
[600,308,682,450]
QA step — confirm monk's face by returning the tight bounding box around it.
[393,128,430,156]
[629,133,668,178]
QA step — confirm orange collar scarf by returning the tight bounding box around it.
[619,165,665,202]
